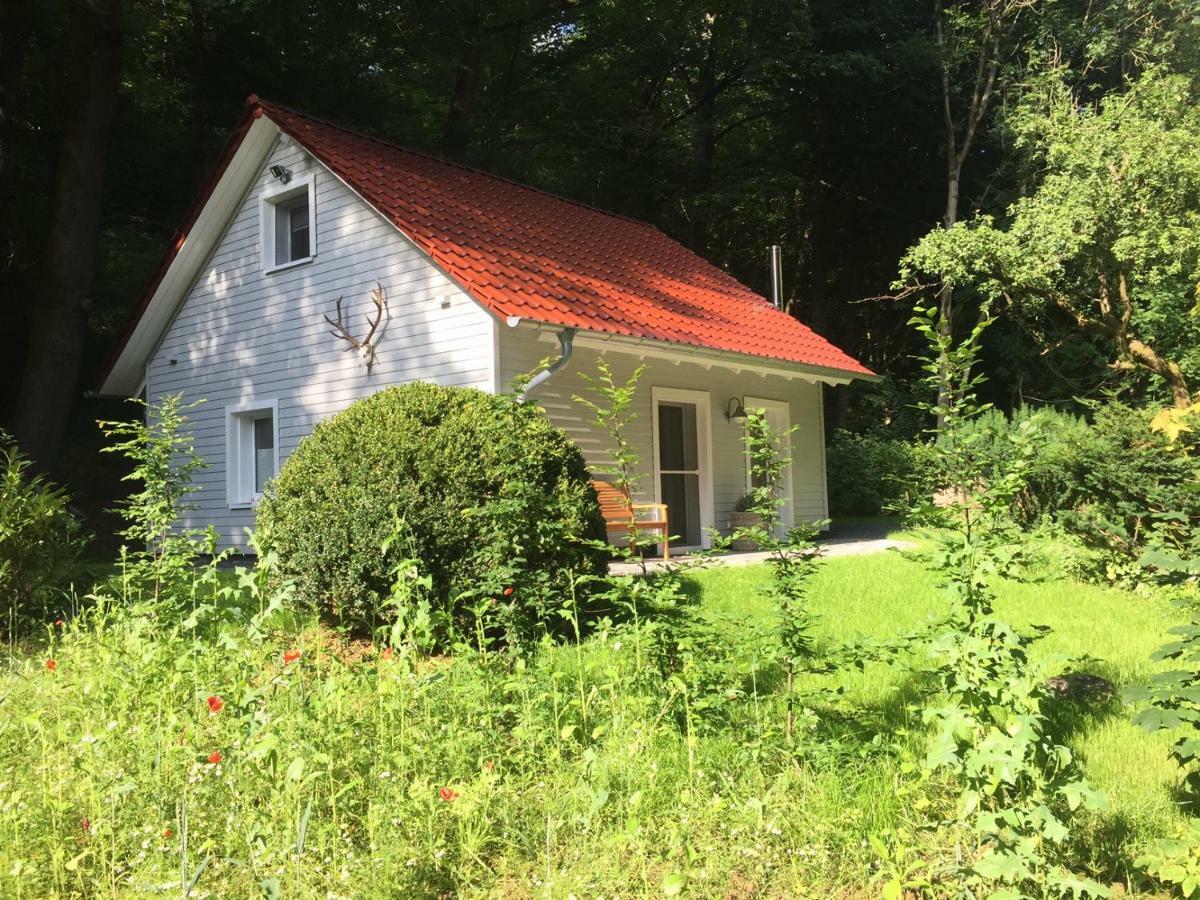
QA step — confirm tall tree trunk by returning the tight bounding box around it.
[936,159,961,422]
[686,41,718,252]
[443,41,483,157]
[13,0,122,467]
[931,0,1002,429]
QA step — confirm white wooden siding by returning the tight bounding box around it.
[146,139,495,549]
[498,324,830,533]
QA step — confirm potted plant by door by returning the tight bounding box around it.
[729,493,763,551]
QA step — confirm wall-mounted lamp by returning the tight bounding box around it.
[725,396,748,422]
[268,164,292,184]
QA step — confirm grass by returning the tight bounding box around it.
[0,548,1191,897]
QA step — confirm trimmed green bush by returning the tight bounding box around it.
[258,383,608,641]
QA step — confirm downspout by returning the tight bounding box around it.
[518,326,577,401]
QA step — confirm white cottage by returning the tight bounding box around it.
[98,96,875,552]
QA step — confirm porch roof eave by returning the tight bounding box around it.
[512,318,878,386]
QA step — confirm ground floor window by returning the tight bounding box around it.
[226,401,278,507]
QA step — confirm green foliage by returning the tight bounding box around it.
[908,304,1109,896]
[0,509,1186,895]
[1135,818,1200,898]
[925,400,1200,584]
[901,68,1200,404]
[825,429,937,517]
[1128,598,1200,799]
[0,434,86,634]
[258,382,608,643]
[572,360,706,687]
[1057,403,1200,582]
[98,394,217,603]
[736,410,824,742]
[945,406,1091,527]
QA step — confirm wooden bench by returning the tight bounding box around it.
[590,480,670,559]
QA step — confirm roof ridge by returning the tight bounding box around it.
[250,95,660,232]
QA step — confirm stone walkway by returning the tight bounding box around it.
[608,528,914,575]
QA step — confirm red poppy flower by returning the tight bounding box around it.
[206,695,224,714]
[53,619,64,627]
[503,586,514,597]
[381,646,393,660]
[45,659,57,671]
[438,787,459,802]
[163,827,173,839]
[283,649,302,664]
[207,750,223,764]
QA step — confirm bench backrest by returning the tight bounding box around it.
[591,479,634,522]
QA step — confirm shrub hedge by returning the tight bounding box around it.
[825,429,937,517]
[0,434,86,633]
[258,383,608,640]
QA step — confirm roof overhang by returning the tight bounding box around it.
[97,113,281,396]
[515,318,878,386]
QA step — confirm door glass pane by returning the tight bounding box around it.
[658,398,702,546]
[660,473,701,546]
[658,402,697,471]
[253,415,274,493]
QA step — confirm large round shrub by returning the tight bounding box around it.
[258,383,608,640]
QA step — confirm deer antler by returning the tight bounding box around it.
[323,282,387,370]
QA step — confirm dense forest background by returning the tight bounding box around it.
[1,0,1198,530]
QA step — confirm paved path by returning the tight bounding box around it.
[608,531,914,576]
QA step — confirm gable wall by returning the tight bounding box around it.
[498,324,829,534]
[146,137,496,549]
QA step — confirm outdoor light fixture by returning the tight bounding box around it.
[268,164,292,184]
[725,396,748,422]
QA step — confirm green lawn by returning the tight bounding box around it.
[695,552,1189,866]
[0,549,1190,897]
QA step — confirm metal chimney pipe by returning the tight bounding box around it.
[768,244,783,309]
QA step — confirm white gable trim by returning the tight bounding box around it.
[100,116,281,395]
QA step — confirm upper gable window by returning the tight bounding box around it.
[260,174,315,272]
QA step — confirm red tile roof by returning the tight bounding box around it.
[102,97,872,389]
[256,98,872,376]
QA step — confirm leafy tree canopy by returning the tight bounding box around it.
[901,68,1200,406]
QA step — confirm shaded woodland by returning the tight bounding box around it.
[1,0,1197,525]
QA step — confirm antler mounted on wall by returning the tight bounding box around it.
[324,282,387,372]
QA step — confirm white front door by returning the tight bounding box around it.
[744,396,794,536]
[652,388,714,549]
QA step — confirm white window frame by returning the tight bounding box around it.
[650,387,715,550]
[259,173,316,273]
[743,396,795,535]
[226,400,280,509]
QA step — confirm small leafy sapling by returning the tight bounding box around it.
[573,359,711,696]
[1125,409,1200,894]
[735,409,822,743]
[574,360,654,573]
[380,519,438,654]
[909,304,1109,897]
[99,394,214,603]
